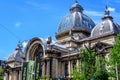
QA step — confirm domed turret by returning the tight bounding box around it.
[91,6,120,37]
[70,0,83,13]
[56,1,95,39]
[8,43,24,63]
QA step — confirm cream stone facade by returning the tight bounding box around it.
[4,1,120,80]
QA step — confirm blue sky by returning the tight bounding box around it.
[0,0,120,60]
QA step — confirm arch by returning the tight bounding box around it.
[24,37,47,61]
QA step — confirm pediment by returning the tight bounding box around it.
[91,41,112,54]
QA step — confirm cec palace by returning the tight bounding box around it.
[3,1,120,80]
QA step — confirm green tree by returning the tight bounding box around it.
[94,70,108,80]
[94,55,109,80]
[109,34,120,79]
[72,47,96,80]
[0,67,3,80]
[72,46,109,80]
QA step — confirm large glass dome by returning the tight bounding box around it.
[57,1,95,34]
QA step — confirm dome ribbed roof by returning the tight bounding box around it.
[91,6,120,37]
[8,43,24,62]
[57,1,95,34]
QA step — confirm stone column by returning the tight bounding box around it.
[9,72,12,80]
[42,61,45,77]
[18,71,20,80]
[46,60,50,78]
[71,61,73,74]
[61,62,65,77]
[4,73,7,80]
[68,61,71,77]
[52,58,58,78]
[52,58,55,78]
[7,73,9,80]
[56,59,58,77]
[19,71,22,80]
[58,61,61,76]
[77,60,79,66]
[13,71,16,80]
[10,71,13,80]
[14,71,18,80]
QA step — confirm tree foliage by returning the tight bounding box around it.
[110,34,120,65]
[94,70,108,80]
[72,46,109,80]
[0,67,3,80]
[72,47,96,80]
[109,34,120,79]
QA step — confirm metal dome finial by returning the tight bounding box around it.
[75,0,78,3]
[106,5,108,9]
[105,5,110,16]
[102,5,113,20]
[17,41,22,49]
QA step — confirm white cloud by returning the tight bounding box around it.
[25,1,51,10]
[25,1,40,8]
[2,57,8,60]
[15,22,22,28]
[84,10,103,17]
[108,7,115,12]
[22,41,28,48]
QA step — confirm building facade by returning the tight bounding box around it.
[4,43,23,80]
[4,1,120,80]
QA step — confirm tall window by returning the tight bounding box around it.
[72,61,76,69]
[17,71,19,80]
[50,59,52,77]
[8,73,9,80]
[65,63,68,77]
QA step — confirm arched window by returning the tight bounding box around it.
[34,45,43,80]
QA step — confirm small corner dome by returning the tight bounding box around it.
[91,7,120,37]
[57,1,95,34]
[8,43,24,62]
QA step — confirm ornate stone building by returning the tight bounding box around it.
[4,1,120,80]
[4,43,24,80]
